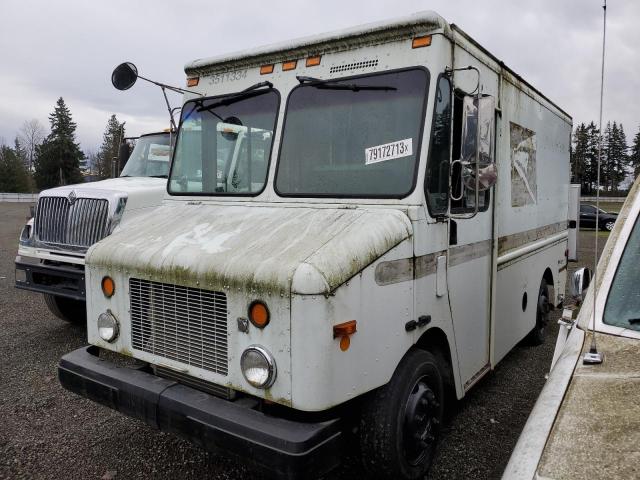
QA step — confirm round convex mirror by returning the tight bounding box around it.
[112,62,138,90]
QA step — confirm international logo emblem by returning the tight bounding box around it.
[67,190,77,205]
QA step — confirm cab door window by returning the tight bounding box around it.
[425,75,452,216]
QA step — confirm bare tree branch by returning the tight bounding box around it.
[19,119,45,172]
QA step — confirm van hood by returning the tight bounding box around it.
[86,203,412,295]
[39,177,166,212]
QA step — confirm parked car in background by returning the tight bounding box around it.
[579,202,617,231]
[502,175,640,479]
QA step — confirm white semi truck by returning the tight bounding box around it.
[15,131,171,322]
[59,12,571,479]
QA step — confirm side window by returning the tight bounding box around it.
[451,90,490,213]
[425,75,452,215]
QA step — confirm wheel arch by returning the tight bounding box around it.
[415,327,458,400]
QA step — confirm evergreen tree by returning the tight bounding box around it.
[14,137,27,168]
[602,122,629,192]
[95,114,125,179]
[0,143,32,193]
[630,127,640,178]
[584,122,601,194]
[33,97,84,189]
[571,123,589,187]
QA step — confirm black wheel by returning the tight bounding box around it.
[359,349,444,479]
[43,294,86,324]
[527,279,550,345]
[603,220,615,232]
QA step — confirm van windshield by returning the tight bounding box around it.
[275,68,429,197]
[169,90,279,195]
[604,215,640,332]
[120,133,171,178]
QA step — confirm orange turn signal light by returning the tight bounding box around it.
[306,55,321,67]
[249,300,270,328]
[282,60,298,71]
[186,77,199,87]
[101,276,115,298]
[260,64,274,75]
[412,35,432,49]
[333,320,357,339]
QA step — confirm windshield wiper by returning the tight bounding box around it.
[149,174,168,178]
[196,81,274,112]
[627,318,640,325]
[296,75,396,92]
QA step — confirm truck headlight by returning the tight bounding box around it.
[98,310,119,342]
[240,345,276,389]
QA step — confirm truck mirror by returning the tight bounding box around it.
[112,62,138,91]
[570,267,591,302]
[460,95,497,191]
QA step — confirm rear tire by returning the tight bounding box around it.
[359,349,444,479]
[526,279,550,345]
[44,294,86,324]
[603,220,615,231]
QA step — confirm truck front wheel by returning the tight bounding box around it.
[359,349,444,479]
[44,294,86,324]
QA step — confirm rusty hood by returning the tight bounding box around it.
[86,203,412,295]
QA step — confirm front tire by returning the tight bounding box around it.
[44,294,86,324]
[603,220,615,231]
[359,349,444,479]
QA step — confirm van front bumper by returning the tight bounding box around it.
[58,346,343,479]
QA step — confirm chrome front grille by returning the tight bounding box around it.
[130,278,228,375]
[35,196,110,248]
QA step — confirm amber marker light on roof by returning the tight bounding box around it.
[412,35,432,48]
[249,300,270,328]
[186,77,199,87]
[282,60,298,71]
[306,55,321,67]
[101,276,115,298]
[260,64,274,75]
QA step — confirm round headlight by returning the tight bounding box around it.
[98,310,119,342]
[240,345,276,389]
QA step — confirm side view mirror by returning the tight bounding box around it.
[570,267,591,302]
[112,62,139,91]
[460,95,496,191]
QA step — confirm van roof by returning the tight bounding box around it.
[184,11,448,75]
[184,11,571,121]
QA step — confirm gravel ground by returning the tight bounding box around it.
[0,202,604,480]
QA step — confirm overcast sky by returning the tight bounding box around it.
[1,0,638,153]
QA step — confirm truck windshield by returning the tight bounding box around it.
[120,133,171,177]
[604,215,640,332]
[169,90,279,195]
[275,68,429,197]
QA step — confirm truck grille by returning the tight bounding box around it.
[35,196,110,248]
[129,278,228,375]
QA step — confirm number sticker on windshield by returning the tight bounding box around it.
[365,138,413,165]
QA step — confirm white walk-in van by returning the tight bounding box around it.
[59,12,571,479]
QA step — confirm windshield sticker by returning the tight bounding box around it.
[148,144,171,162]
[365,138,413,165]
